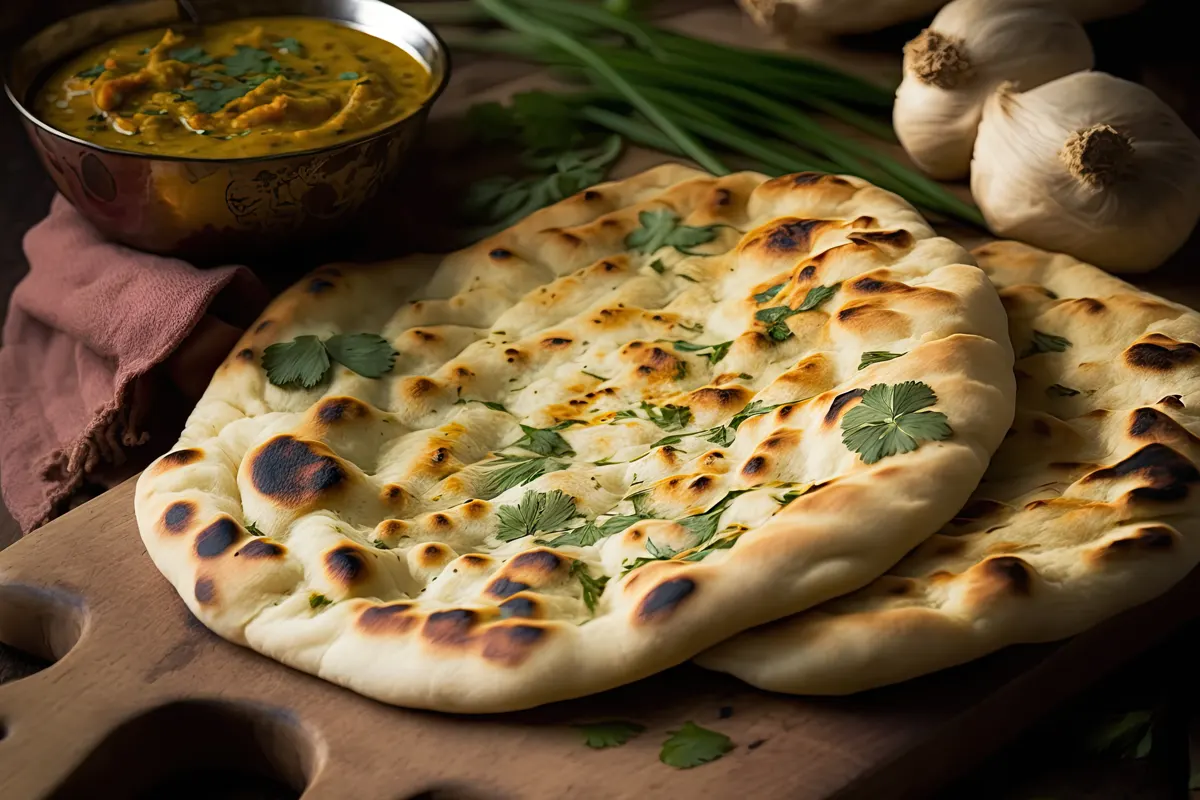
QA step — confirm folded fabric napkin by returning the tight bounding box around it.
[0,195,271,534]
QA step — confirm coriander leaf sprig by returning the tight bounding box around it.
[496,489,579,542]
[660,722,734,769]
[262,333,397,388]
[840,381,952,464]
[575,720,646,749]
[755,283,841,341]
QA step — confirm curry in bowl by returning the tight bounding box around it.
[33,16,433,159]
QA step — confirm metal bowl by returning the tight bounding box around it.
[3,0,449,261]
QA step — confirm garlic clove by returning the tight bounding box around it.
[971,72,1200,274]
[737,0,946,37]
[893,0,1093,180]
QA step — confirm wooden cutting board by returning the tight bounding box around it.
[4,4,1200,799]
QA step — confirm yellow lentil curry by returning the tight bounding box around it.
[35,17,432,159]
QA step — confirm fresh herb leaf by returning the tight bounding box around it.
[575,720,646,749]
[547,514,650,547]
[681,533,740,562]
[496,489,579,542]
[773,487,809,506]
[729,400,791,431]
[1026,330,1072,356]
[645,538,677,559]
[796,283,841,311]
[87,113,106,122]
[323,333,397,378]
[75,64,106,79]
[262,335,330,389]
[581,370,608,381]
[667,340,732,365]
[483,455,563,496]
[179,79,254,113]
[337,71,361,80]
[754,283,784,304]
[629,490,654,517]
[625,209,719,255]
[660,722,734,769]
[272,37,304,54]
[550,419,588,431]
[221,45,282,78]
[309,593,332,609]
[456,398,510,412]
[649,258,666,274]
[371,540,390,550]
[614,409,639,420]
[859,351,903,370]
[841,381,952,464]
[570,560,610,612]
[245,521,264,536]
[169,46,214,65]
[1046,383,1081,397]
[510,424,575,457]
[677,490,750,546]
[641,402,692,432]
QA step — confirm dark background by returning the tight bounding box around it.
[2,1,1200,797]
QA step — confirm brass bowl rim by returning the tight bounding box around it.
[2,0,452,165]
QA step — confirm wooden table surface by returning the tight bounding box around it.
[2,1,1200,797]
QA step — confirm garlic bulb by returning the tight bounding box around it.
[737,0,945,37]
[972,72,1200,273]
[893,0,1093,180]
[1058,0,1145,21]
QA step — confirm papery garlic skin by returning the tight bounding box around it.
[737,0,945,36]
[894,0,1093,180]
[972,72,1200,273]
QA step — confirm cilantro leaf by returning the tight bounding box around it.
[570,560,610,612]
[625,209,718,255]
[482,455,564,496]
[76,64,107,80]
[510,425,575,457]
[169,45,214,65]
[262,335,330,388]
[841,381,952,464]
[309,593,332,609]
[773,487,809,506]
[646,538,677,559]
[859,351,904,370]
[581,370,608,381]
[1046,383,1081,397]
[796,283,840,311]
[681,533,740,562]
[575,721,646,749]
[547,514,650,547]
[323,333,397,379]
[668,340,732,365]
[456,398,510,412]
[753,283,784,304]
[496,490,579,542]
[649,258,666,274]
[245,521,264,536]
[660,722,734,769]
[640,402,692,432]
[677,490,750,546]
[371,540,390,550]
[178,78,254,113]
[1026,330,1072,356]
[272,37,304,54]
[730,399,792,431]
[630,490,654,517]
[337,71,361,80]
[1085,711,1154,759]
[221,45,282,78]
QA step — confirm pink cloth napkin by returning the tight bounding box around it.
[0,195,270,533]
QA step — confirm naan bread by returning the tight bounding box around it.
[699,241,1200,693]
[134,165,1014,712]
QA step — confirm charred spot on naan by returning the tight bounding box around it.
[1127,407,1200,446]
[249,435,348,509]
[739,217,842,260]
[847,229,915,253]
[161,500,197,534]
[636,577,697,623]
[194,517,244,559]
[1096,525,1178,559]
[422,608,483,647]
[235,538,286,559]
[154,448,204,472]
[824,388,865,426]
[485,577,531,600]
[499,594,543,619]
[498,549,566,586]
[847,272,916,296]
[357,602,418,635]
[481,622,552,667]
[687,385,753,419]
[415,542,454,568]
[1124,335,1200,372]
[623,342,688,383]
[194,577,217,605]
[836,301,912,338]
[1082,443,1200,503]
[312,396,372,427]
[774,354,835,397]
[978,555,1034,596]
[324,545,371,587]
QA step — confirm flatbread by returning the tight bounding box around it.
[134,164,1014,712]
[699,240,1200,694]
